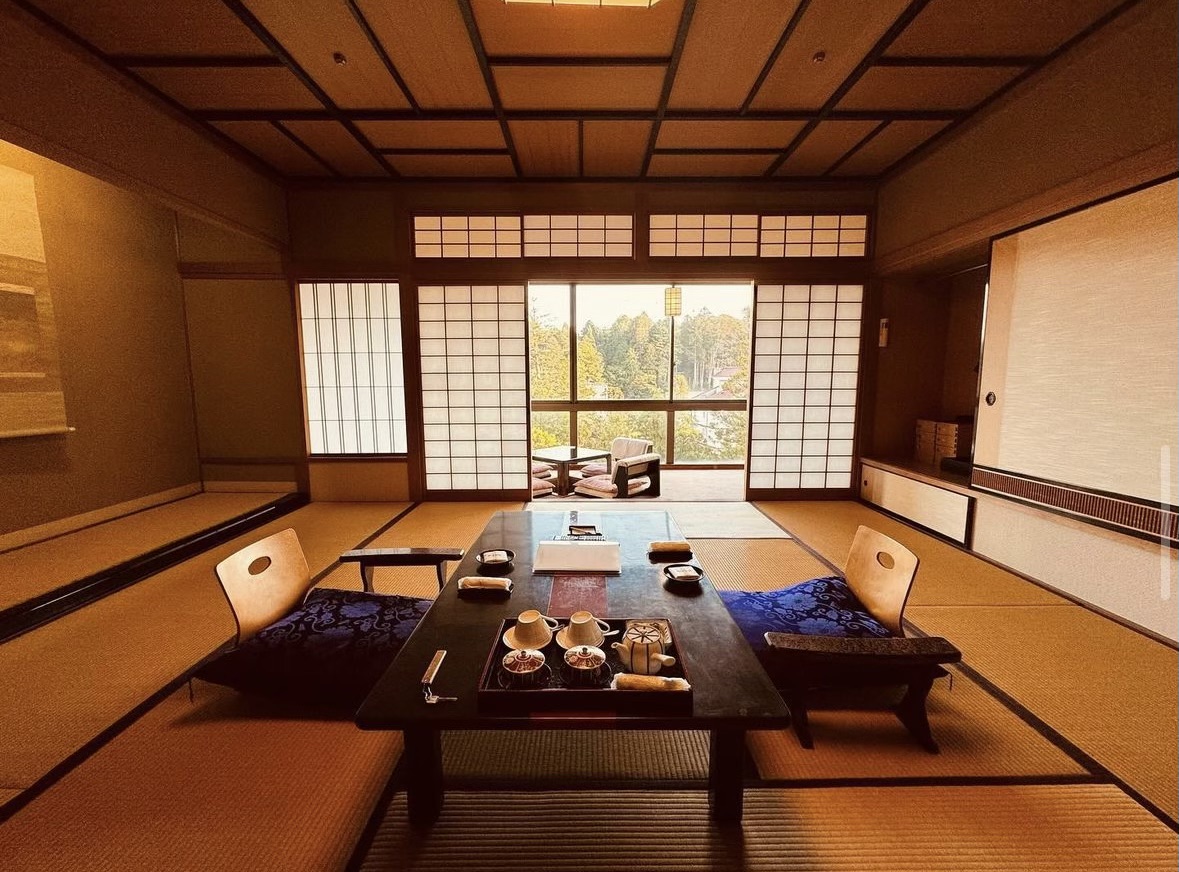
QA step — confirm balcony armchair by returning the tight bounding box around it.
[573,452,662,499]
[576,436,654,479]
[719,526,960,752]
[198,528,461,711]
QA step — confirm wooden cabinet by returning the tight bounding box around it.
[915,419,973,466]
[860,462,973,545]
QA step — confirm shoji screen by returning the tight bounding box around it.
[419,285,530,494]
[747,284,863,491]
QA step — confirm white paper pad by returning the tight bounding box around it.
[533,540,622,574]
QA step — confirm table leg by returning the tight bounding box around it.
[403,728,444,826]
[557,462,570,495]
[708,728,745,824]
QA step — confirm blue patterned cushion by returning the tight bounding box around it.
[198,588,431,711]
[719,576,892,653]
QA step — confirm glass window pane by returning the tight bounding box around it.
[528,284,570,400]
[674,410,748,464]
[576,411,667,457]
[575,284,671,400]
[531,411,570,449]
[672,283,753,400]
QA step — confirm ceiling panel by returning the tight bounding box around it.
[495,66,665,111]
[582,121,652,177]
[838,65,1023,111]
[509,121,579,177]
[240,0,410,110]
[829,119,948,176]
[657,120,806,150]
[281,121,387,176]
[26,0,268,56]
[669,0,803,110]
[888,0,1130,57]
[133,66,324,110]
[355,120,506,150]
[213,121,328,176]
[471,0,685,57]
[774,120,879,176]
[355,0,490,109]
[388,154,516,177]
[750,0,912,111]
[647,153,774,177]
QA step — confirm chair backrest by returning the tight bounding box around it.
[213,528,312,644]
[843,526,919,637]
[611,436,654,461]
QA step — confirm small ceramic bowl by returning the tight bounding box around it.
[476,548,515,574]
[563,644,609,686]
[501,648,547,687]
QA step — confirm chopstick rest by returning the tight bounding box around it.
[457,576,513,593]
[611,674,691,692]
[648,540,692,554]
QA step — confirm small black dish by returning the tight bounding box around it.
[663,563,703,584]
[475,548,515,574]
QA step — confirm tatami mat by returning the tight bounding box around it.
[692,539,833,592]
[317,502,523,599]
[0,682,403,872]
[361,785,1178,871]
[753,501,1067,606]
[528,501,788,538]
[749,669,1088,781]
[908,604,1179,820]
[0,501,404,796]
[0,492,285,611]
[443,730,708,785]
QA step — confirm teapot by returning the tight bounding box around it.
[612,624,676,675]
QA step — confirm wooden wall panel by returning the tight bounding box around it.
[471,0,684,56]
[25,0,267,55]
[176,213,284,266]
[581,121,651,177]
[669,0,803,110]
[309,459,410,502]
[133,66,323,110]
[838,66,1023,112]
[875,0,1178,265]
[888,0,1130,57]
[241,0,411,110]
[355,0,491,109]
[750,0,911,110]
[213,121,328,176]
[0,140,200,535]
[0,4,287,244]
[281,120,386,176]
[494,66,665,111]
[509,120,579,177]
[775,120,878,176]
[657,120,805,150]
[647,153,774,177]
[831,120,948,176]
[355,120,505,150]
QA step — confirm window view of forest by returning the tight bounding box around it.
[529,283,752,464]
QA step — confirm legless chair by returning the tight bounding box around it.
[199,528,461,709]
[720,526,960,752]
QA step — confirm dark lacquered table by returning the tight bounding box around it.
[356,510,790,826]
[531,445,610,494]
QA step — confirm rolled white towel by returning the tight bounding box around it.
[611,674,690,692]
[457,576,513,593]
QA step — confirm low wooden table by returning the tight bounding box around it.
[531,445,610,495]
[356,510,790,826]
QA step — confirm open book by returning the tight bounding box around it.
[533,540,622,574]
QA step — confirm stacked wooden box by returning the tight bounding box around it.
[915,419,973,466]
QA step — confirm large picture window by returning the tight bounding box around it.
[529,282,752,466]
[298,282,407,455]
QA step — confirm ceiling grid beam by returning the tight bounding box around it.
[344,0,422,113]
[271,121,342,176]
[822,119,890,176]
[217,0,399,177]
[763,0,935,178]
[739,0,813,115]
[455,0,523,177]
[639,0,697,177]
[195,108,962,123]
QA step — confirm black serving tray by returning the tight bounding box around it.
[476,617,693,715]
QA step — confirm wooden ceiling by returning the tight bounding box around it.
[20,0,1137,181]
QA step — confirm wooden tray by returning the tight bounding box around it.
[476,617,693,715]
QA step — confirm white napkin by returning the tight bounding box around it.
[648,540,692,553]
[611,674,691,692]
[457,576,513,593]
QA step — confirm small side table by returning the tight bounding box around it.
[531,445,610,495]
